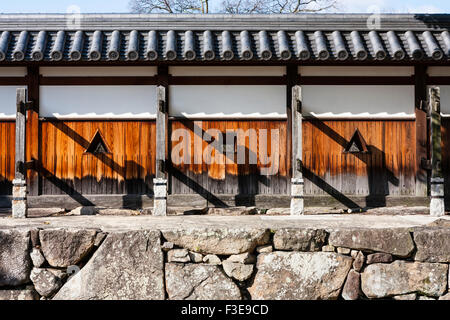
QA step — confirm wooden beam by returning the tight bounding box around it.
[15,89,27,181]
[414,65,428,197]
[12,88,27,218]
[12,74,426,86]
[39,118,157,122]
[428,76,450,85]
[292,85,303,178]
[157,65,169,87]
[154,85,168,216]
[429,87,445,216]
[156,65,169,178]
[37,75,417,86]
[430,88,442,179]
[156,85,168,179]
[286,65,297,180]
[27,66,40,196]
[290,85,304,215]
[0,77,28,85]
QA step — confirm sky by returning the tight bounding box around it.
[0,0,449,14]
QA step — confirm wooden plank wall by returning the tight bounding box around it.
[303,119,417,197]
[40,120,156,195]
[170,120,290,195]
[0,121,15,195]
[0,118,423,199]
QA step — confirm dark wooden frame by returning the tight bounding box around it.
[428,77,450,85]
[0,77,28,85]
[34,75,419,86]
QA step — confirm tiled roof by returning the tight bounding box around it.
[0,13,449,63]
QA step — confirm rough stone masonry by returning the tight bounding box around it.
[0,220,449,300]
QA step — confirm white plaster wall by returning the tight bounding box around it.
[40,67,157,77]
[299,66,414,77]
[0,86,26,119]
[0,67,27,77]
[169,85,286,118]
[40,86,157,118]
[170,66,286,76]
[428,67,450,77]
[302,85,415,118]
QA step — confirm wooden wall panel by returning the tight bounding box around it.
[170,120,289,195]
[40,120,156,195]
[0,121,15,195]
[303,120,417,199]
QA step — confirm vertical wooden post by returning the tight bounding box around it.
[26,66,40,196]
[429,87,445,216]
[415,66,428,196]
[13,88,27,218]
[154,85,168,216]
[290,85,304,215]
[286,65,297,180]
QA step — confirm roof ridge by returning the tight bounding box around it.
[0,13,448,32]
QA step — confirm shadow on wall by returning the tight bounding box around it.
[38,121,154,208]
[0,174,12,196]
[0,174,12,207]
[308,118,400,209]
[169,118,274,208]
[169,118,404,209]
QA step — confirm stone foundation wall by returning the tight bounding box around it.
[0,223,449,300]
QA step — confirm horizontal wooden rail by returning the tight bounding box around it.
[0,77,27,85]
[427,77,450,85]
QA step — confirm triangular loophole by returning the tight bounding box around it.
[85,130,111,154]
[344,129,369,154]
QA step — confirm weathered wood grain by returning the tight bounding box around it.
[170,119,289,195]
[39,120,156,195]
[0,121,15,195]
[415,66,428,196]
[15,89,26,182]
[303,119,417,197]
[156,86,167,179]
